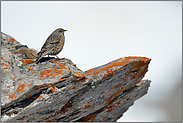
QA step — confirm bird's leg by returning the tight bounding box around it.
[48,55,50,58]
[55,55,60,61]
[55,55,65,61]
[55,55,59,59]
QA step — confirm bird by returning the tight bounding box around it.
[35,28,67,63]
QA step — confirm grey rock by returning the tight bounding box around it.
[1,32,151,122]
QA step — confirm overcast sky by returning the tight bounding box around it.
[1,1,182,122]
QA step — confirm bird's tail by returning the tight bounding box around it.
[35,51,47,63]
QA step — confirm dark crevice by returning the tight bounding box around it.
[130,69,140,73]
[1,89,43,114]
[1,94,41,115]
[36,57,68,63]
[36,57,56,63]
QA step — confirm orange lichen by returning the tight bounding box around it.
[20,118,24,121]
[37,94,43,99]
[50,86,56,93]
[92,70,100,76]
[8,41,11,44]
[103,116,108,120]
[85,68,97,74]
[70,70,85,78]
[1,57,4,60]
[64,107,69,112]
[72,87,76,90]
[53,68,58,72]
[28,83,32,86]
[40,75,44,77]
[1,63,10,69]
[84,105,92,109]
[9,38,15,41]
[34,85,40,90]
[46,83,53,87]
[105,103,117,113]
[58,63,67,69]
[9,93,16,99]
[39,116,46,120]
[26,66,31,70]
[90,115,96,121]
[1,63,4,66]
[25,94,32,98]
[40,69,56,78]
[115,102,121,105]
[59,78,65,81]
[136,81,143,86]
[16,84,25,92]
[123,56,151,64]
[45,74,50,77]
[85,56,150,78]
[22,59,34,65]
[88,99,93,103]
[105,98,112,105]
[57,70,63,74]
[41,70,52,75]
[114,84,121,89]
[101,91,104,94]
[29,113,33,116]
[46,84,50,87]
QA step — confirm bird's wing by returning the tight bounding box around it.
[41,35,61,50]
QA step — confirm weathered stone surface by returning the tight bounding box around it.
[1,32,151,122]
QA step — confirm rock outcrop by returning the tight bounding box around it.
[1,32,151,122]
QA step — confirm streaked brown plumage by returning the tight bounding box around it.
[35,28,67,63]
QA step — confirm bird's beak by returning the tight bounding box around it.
[63,30,67,32]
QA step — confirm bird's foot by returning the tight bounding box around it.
[54,55,65,62]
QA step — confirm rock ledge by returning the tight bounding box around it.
[1,32,151,122]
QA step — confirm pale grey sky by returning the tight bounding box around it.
[1,1,182,122]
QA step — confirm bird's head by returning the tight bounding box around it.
[54,28,67,35]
